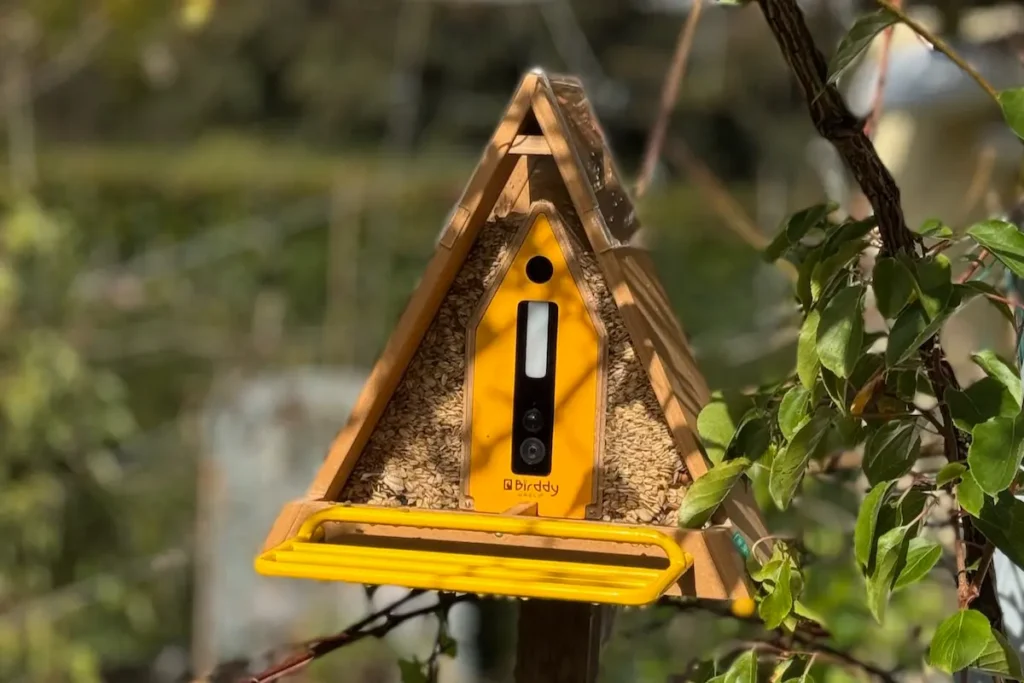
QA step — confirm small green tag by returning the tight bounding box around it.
[732,530,751,559]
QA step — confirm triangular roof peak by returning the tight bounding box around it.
[263,68,767,564]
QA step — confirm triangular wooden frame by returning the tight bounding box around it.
[260,69,769,601]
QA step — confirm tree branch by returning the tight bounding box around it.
[754,0,916,257]
[753,0,1005,638]
[188,591,473,683]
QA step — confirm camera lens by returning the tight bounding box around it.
[523,408,543,433]
[519,437,546,465]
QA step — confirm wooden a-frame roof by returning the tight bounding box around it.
[263,69,769,557]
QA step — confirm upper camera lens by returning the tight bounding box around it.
[523,408,543,433]
[519,437,546,465]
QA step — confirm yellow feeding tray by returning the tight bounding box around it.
[255,506,693,606]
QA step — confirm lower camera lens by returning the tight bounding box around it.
[519,437,546,465]
[523,408,543,433]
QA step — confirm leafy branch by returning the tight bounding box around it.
[676,0,1024,678]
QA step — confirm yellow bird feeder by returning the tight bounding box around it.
[256,70,769,606]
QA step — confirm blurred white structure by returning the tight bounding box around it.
[193,369,370,672]
[192,368,481,682]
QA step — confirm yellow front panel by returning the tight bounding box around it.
[467,212,601,518]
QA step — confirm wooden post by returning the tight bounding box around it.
[514,601,604,683]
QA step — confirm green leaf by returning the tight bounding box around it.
[786,203,835,241]
[885,302,947,366]
[866,523,912,623]
[893,538,942,590]
[797,247,824,312]
[970,350,1023,407]
[935,462,966,487]
[957,469,985,517]
[819,368,846,411]
[811,240,864,302]
[677,458,752,528]
[758,559,794,629]
[871,257,915,319]
[910,254,953,321]
[797,310,822,390]
[816,285,864,378]
[398,659,428,683]
[723,650,758,683]
[729,416,771,462]
[945,377,1020,432]
[769,414,831,510]
[822,216,877,255]
[854,480,896,570]
[826,9,898,85]
[972,490,1024,570]
[918,218,954,239]
[778,386,812,441]
[896,487,928,526]
[967,219,1024,279]
[698,393,753,464]
[967,412,1024,495]
[998,87,1024,141]
[770,658,797,683]
[747,553,785,584]
[927,609,991,674]
[973,625,1024,678]
[764,204,835,263]
[861,421,921,486]
[824,414,865,454]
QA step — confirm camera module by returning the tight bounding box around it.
[523,408,543,433]
[519,437,546,465]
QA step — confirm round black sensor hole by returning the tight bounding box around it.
[526,256,553,284]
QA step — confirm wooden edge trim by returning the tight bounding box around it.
[503,502,539,516]
[529,83,613,254]
[701,526,753,600]
[597,250,711,480]
[510,135,551,155]
[261,499,335,552]
[438,71,539,248]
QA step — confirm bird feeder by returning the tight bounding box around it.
[256,70,768,607]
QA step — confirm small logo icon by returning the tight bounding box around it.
[503,479,513,490]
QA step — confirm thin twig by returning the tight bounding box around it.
[863,0,900,138]
[665,141,799,282]
[957,249,990,283]
[635,0,704,199]
[968,543,997,607]
[237,591,471,683]
[875,0,1000,103]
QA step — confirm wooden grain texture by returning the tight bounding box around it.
[515,600,603,683]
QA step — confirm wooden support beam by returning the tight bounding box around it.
[515,600,603,683]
